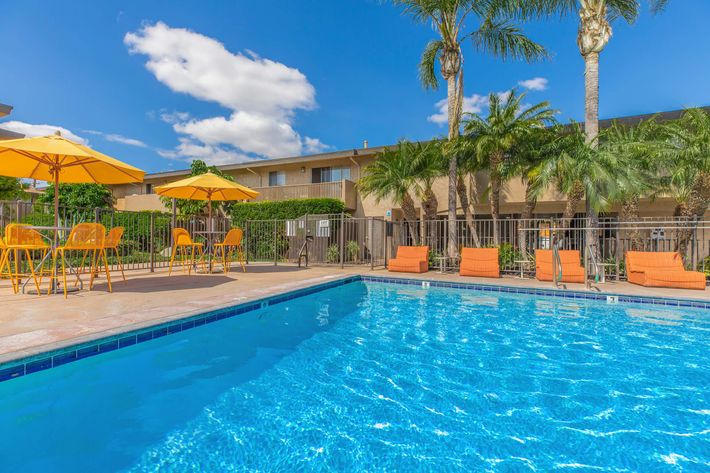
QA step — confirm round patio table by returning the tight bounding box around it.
[20,225,82,295]
[194,230,226,274]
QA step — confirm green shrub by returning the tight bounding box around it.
[326,244,340,264]
[230,198,345,226]
[497,243,521,269]
[345,240,359,262]
[698,256,710,277]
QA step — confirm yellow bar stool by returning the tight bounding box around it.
[168,228,205,275]
[103,227,126,282]
[213,228,246,274]
[4,224,50,294]
[51,223,111,298]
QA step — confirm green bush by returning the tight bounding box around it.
[698,256,710,278]
[497,243,522,269]
[230,198,345,226]
[326,244,340,264]
[345,240,359,262]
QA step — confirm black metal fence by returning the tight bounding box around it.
[393,217,710,279]
[1,200,707,279]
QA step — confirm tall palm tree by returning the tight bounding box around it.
[533,0,669,253]
[392,0,547,257]
[358,141,423,243]
[464,90,556,245]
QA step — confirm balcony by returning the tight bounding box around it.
[253,179,357,210]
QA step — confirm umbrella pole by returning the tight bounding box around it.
[53,167,59,246]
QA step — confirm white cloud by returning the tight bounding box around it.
[83,129,148,148]
[303,137,330,154]
[125,22,328,164]
[0,121,87,144]
[158,138,253,166]
[428,94,490,125]
[518,77,548,91]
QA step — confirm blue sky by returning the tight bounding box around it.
[1,0,709,174]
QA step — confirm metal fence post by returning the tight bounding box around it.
[369,217,374,270]
[244,220,250,265]
[149,212,155,273]
[339,212,345,269]
[615,228,621,281]
[94,207,100,223]
[273,220,278,266]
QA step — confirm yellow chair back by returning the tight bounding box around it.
[64,223,106,250]
[105,227,124,249]
[222,228,243,246]
[172,228,194,246]
[5,224,47,248]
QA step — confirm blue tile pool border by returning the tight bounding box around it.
[0,275,360,383]
[0,274,707,383]
[361,275,710,310]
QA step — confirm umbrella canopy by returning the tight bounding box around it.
[0,133,145,183]
[0,132,145,232]
[154,171,259,201]
[155,172,259,230]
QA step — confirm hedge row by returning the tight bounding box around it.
[229,198,345,225]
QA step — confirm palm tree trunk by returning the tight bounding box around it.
[518,183,536,258]
[401,192,419,246]
[421,186,438,247]
[457,174,480,247]
[584,50,600,261]
[489,151,503,246]
[563,181,584,226]
[620,194,642,250]
[446,74,460,258]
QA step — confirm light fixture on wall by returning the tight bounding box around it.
[300,166,306,173]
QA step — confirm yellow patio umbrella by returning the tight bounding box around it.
[154,171,259,228]
[0,131,145,232]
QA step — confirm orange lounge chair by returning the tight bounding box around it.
[625,251,706,290]
[460,248,500,278]
[535,249,585,283]
[388,246,429,274]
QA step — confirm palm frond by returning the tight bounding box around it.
[419,39,444,89]
[469,18,548,61]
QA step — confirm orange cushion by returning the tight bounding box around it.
[395,246,429,260]
[388,258,428,274]
[460,248,500,278]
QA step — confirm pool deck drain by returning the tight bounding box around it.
[0,264,707,364]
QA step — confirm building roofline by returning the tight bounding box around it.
[142,106,709,181]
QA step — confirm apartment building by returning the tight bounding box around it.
[0,104,24,140]
[111,108,706,220]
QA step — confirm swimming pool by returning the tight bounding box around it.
[0,279,708,471]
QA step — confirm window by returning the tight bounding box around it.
[311,166,351,183]
[268,171,286,187]
[145,183,152,195]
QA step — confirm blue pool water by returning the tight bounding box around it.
[0,281,708,472]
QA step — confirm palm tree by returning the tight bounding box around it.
[392,0,548,257]
[358,141,422,243]
[533,0,669,255]
[529,123,626,230]
[600,118,659,249]
[655,108,710,258]
[464,90,556,245]
[507,127,558,257]
[452,136,482,247]
[411,140,448,245]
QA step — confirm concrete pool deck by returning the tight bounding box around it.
[0,264,707,364]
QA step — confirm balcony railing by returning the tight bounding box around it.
[253,180,357,209]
